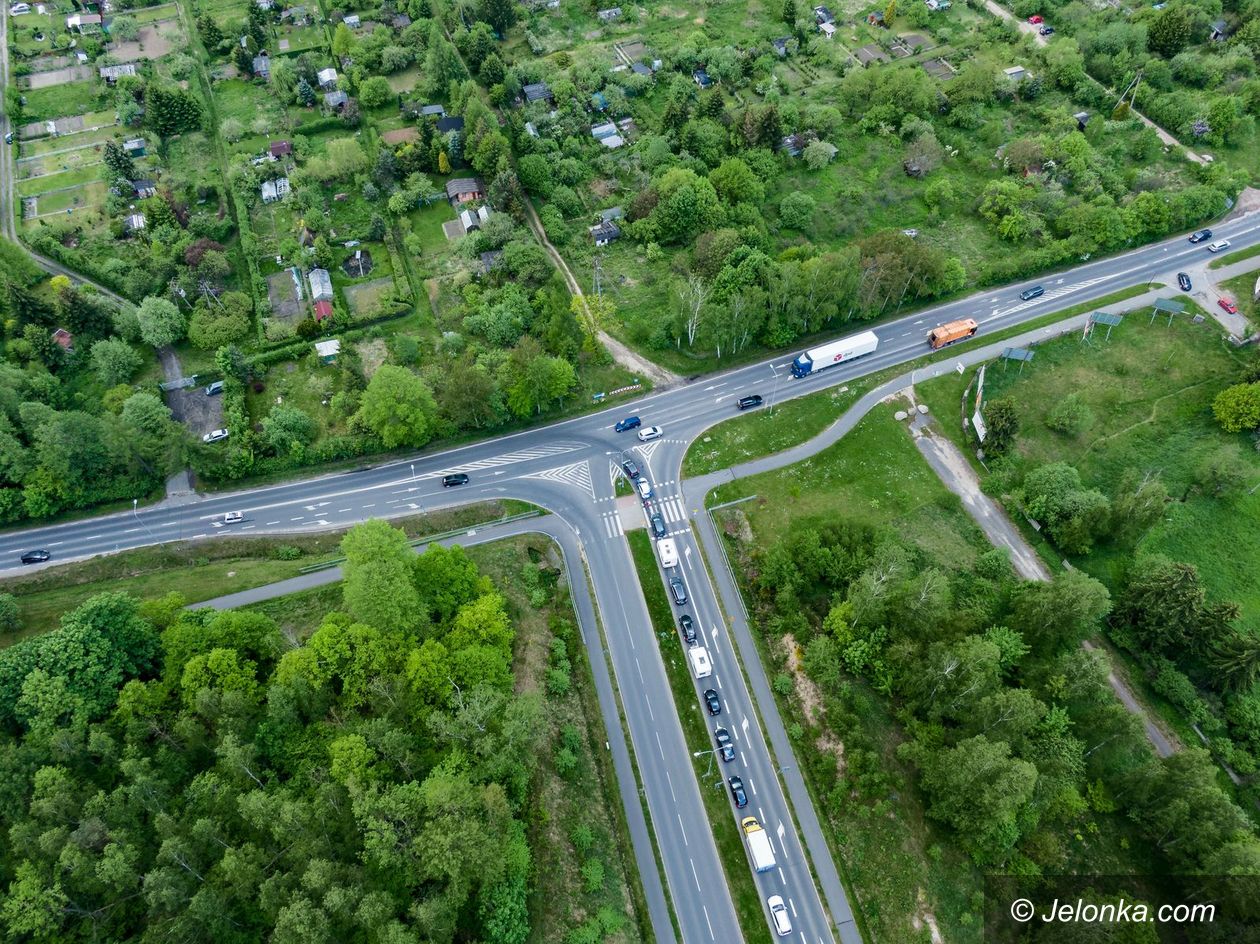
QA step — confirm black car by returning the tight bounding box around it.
[715,727,735,762]
[650,514,667,538]
[614,416,642,432]
[1019,286,1045,301]
[704,688,722,715]
[728,776,748,809]
[736,394,763,411]
[1177,272,1192,291]
[669,576,688,605]
[20,549,51,565]
[1189,228,1213,244]
[680,613,697,644]
[622,459,641,479]
[1039,25,1054,34]
[442,473,470,487]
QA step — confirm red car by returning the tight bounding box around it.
[1218,298,1239,315]
[1028,14,1043,23]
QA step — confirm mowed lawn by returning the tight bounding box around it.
[917,307,1260,629]
[711,407,990,568]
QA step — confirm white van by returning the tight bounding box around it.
[689,646,712,679]
[657,537,678,567]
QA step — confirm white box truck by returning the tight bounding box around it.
[742,817,777,872]
[790,330,879,378]
[689,646,713,679]
[657,537,678,568]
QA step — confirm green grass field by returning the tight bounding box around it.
[19,80,107,123]
[916,306,1260,630]
[0,501,539,643]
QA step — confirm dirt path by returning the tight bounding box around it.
[899,392,1179,758]
[905,398,1051,581]
[520,197,682,390]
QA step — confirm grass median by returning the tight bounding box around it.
[1208,242,1260,269]
[0,499,540,644]
[625,529,773,944]
[683,284,1159,479]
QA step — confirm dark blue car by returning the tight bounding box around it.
[614,416,641,432]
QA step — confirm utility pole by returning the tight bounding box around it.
[593,255,603,300]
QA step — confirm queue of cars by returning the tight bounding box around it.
[617,410,795,937]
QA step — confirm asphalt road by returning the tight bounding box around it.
[5,213,1260,943]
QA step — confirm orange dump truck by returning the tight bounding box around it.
[928,318,978,349]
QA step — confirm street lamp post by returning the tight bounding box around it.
[410,463,416,483]
[132,499,155,538]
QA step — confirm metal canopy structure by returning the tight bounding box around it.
[1085,310,1124,342]
[1000,346,1035,373]
[1151,298,1185,325]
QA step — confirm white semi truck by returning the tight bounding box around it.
[789,330,879,378]
[741,816,777,872]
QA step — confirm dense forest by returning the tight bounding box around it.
[747,519,1260,932]
[0,522,608,943]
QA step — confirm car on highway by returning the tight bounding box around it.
[614,416,641,432]
[704,688,722,715]
[737,394,763,410]
[668,576,687,605]
[768,895,793,937]
[202,428,230,443]
[1177,272,1192,291]
[1039,24,1054,34]
[728,776,748,808]
[442,473,470,487]
[1019,285,1045,301]
[636,478,653,500]
[622,458,641,479]
[1188,229,1213,243]
[637,425,664,442]
[223,511,244,524]
[1219,298,1239,315]
[1207,240,1232,253]
[715,727,734,762]
[20,550,51,565]
[205,380,224,396]
[1027,13,1042,23]
[650,513,667,538]
[680,613,697,644]
[658,538,679,568]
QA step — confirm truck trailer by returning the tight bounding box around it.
[927,318,978,349]
[741,817,777,872]
[789,330,879,377]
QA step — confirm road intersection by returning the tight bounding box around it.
[4,212,1260,943]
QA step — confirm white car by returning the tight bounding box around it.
[636,478,653,500]
[768,895,792,937]
[637,425,663,442]
[223,511,244,524]
[1206,240,1231,253]
[203,428,230,443]
[10,3,32,15]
